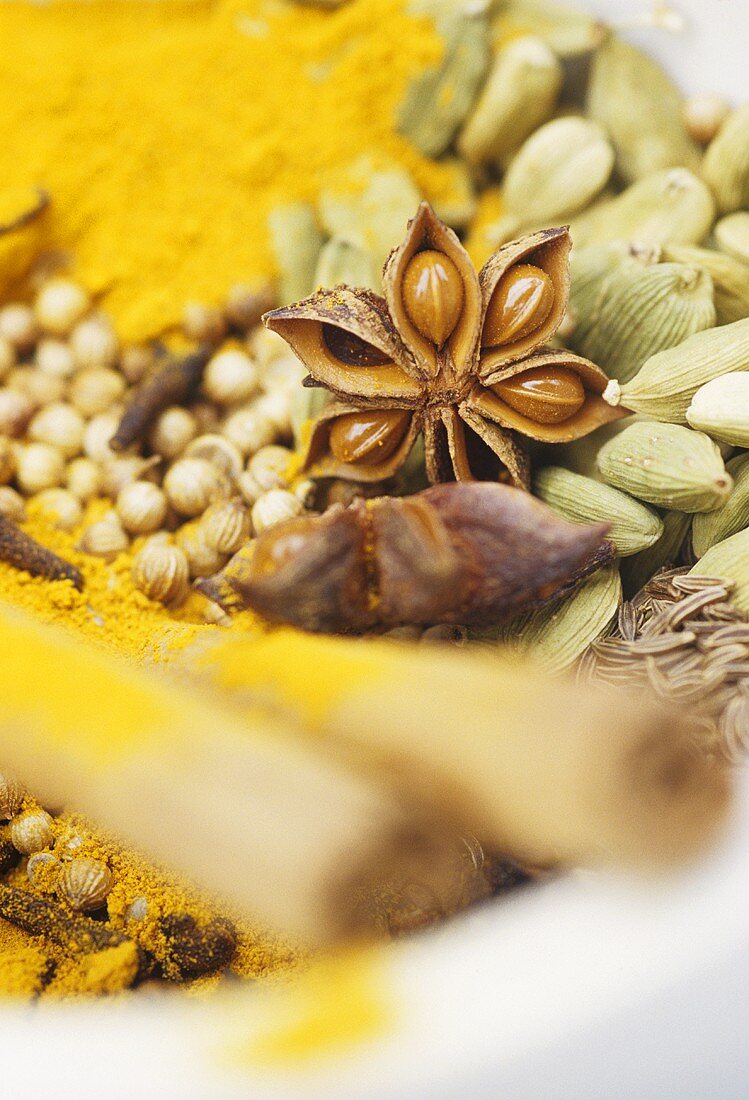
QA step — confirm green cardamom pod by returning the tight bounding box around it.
[603,318,749,423]
[714,211,749,265]
[503,116,614,226]
[662,244,749,325]
[318,157,421,273]
[554,415,641,481]
[692,453,749,558]
[498,564,621,674]
[534,466,663,556]
[491,0,605,60]
[702,104,749,215]
[397,5,490,158]
[688,528,749,613]
[596,421,732,513]
[313,238,378,292]
[570,168,715,249]
[686,372,749,447]
[620,510,692,599]
[457,35,562,167]
[586,35,701,183]
[267,203,323,305]
[571,259,716,384]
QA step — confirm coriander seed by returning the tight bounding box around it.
[66,457,101,502]
[221,406,276,456]
[0,486,26,521]
[33,488,83,532]
[35,337,76,379]
[200,498,251,554]
[116,480,168,534]
[164,457,230,517]
[248,444,293,492]
[69,315,119,369]
[0,771,25,820]
[203,348,259,406]
[70,366,126,417]
[132,542,190,604]
[0,389,35,437]
[149,406,198,460]
[78,512,129,560]
[0,304,38,352]
[251,488,302,533]
[34,277,90,336]
[11,809,54,855]
[16,442,65,494]
[28,402,85,457]
[59,857,113,912]
[183,301,227,344]
[176,520,228,578]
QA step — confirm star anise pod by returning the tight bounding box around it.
[264,203,627,488]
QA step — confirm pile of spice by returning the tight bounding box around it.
[0,0,746,1001]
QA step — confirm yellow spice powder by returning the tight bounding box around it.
[0,0,454,339]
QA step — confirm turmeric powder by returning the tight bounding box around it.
[0,0,460,340]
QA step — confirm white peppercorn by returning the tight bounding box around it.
[69,366,126,417]
[0,304,38,352]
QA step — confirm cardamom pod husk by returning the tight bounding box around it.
[397,4,490,158]
[318,157,421,274]
[596,421,732,513]
[686,372,749,447]
[570,168,715,249]
[586,35,701,183]
[493,563,621,674]
[313,237,378,292]
[457,35,562,168]
[267,202,323,304]
[503,116,614,227]
[603,318,749,423]
[620,509,692,598]
[714,211,749,265]
[689,528,749,613]
[534,465,663,556]
[702,104,749,215]
[570,257,716,384]
[692,453,749,558]
[662,244,749,325]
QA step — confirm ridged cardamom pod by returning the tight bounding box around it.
[503,116,614,226]
[318,157,421,274]
[457,36,562,167]
[313,237,378,292]
[686,372,749,446]
[571,258,716,384]
[569,241,633,326]
[689,528,749,613]
[714,211,749,266]
[534,466,663,556]
[497,563,621,674]
[596,421,732,513]
[586,35,701,183]
[662,244,749,325]
[702,104,749,215]
[491,0,604,60]
[267,202,323,304]
[692,453,749,558]
[620,510,692,599]
[603,318,749,423]
[397,6,490,158]
[570,168,715,249]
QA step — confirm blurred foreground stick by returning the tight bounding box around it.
[192,630,733,871]
[0,603,460,945]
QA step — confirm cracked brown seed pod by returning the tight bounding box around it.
[196,481,612,632]
[264,203,626,489]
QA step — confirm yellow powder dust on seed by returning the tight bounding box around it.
[0,0,455,340]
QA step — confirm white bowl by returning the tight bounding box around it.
[2,3,748,1095]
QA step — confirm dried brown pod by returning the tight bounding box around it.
[110,345,212,452]
[0,515,82,589]
[264,204,626,489]
[196,481,612,632]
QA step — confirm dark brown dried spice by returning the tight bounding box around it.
[197,481,612,632]
[0,515,83,589]
[110,344,212,452]
[264,203,626,489]
[156,913,237,982]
